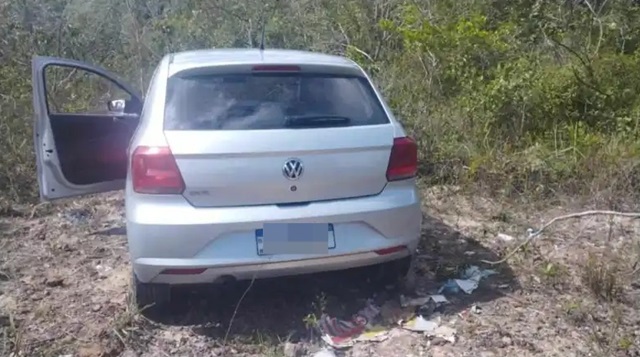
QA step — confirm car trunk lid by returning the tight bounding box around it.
[162,63,397,207]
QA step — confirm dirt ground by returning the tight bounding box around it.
[1,186,639,357]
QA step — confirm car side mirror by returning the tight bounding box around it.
[107,99,127,113]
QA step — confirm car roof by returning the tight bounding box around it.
[167,48,359,75]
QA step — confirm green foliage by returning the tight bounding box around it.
[0,0,639,203]
[378,0,640,198]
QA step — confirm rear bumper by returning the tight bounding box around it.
[126,180,422,284]
[138,248,410,284]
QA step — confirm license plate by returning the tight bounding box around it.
[255,223,336,256]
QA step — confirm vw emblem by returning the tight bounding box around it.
[282,158,304,180]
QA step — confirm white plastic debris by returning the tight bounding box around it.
[402,315,457,344]
[433,325,457,343]
[497,233,515,242]
[400,294,448,307]
[438,265,497,294]
[402,315,439,332]
[312,348,337,357]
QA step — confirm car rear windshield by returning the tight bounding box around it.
[163,72,390,130]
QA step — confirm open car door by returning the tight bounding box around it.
[32,56,143,201]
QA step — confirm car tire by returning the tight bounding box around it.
[376,255,414,287]
[132,271,171,312]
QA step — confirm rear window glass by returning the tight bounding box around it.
[163,72,390,130]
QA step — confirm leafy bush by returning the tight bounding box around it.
[1,0,639,203]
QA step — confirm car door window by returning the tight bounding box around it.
[44,65,133,115]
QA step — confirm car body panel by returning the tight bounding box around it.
[126,180,421,283]
[164,126,395,207]
[168,49,360,76]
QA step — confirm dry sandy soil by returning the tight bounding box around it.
[1,186,639,357]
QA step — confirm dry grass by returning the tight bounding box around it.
[0,187,639,356]
[581,254,624,302]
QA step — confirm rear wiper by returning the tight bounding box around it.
[284,115,351,128]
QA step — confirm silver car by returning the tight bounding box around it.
[32,49,422,308]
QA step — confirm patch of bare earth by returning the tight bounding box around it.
[1,187,639,356]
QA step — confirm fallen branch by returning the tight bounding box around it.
[482,210,640,266]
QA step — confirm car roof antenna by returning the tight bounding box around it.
[258,0,279,51]
[258,17,266,51]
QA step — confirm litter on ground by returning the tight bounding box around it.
[497,233,515,242]
[402,315,439,332]
[438,265,497,294]
[314,265,495,349]
[312,348,338,357]
[318,299,382,348]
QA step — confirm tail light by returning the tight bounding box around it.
[161,268,206,275]
[386,137,418,181]
[374,245,407,255]
[131,146,185,194]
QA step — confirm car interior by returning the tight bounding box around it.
[48,112,139,185]
[43,65,142,186]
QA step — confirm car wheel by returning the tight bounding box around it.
[376,255,414,287]
[132,271,171,312]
